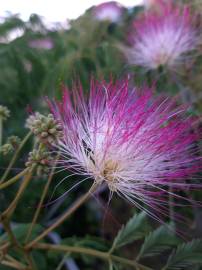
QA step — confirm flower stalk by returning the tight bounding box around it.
[0,117,2,147]
[25,154,60,243]
[1,170,33,219]
[34,242,153,270]
[0,131,32,184]
[0,168,29,190]
[26,183,98,249]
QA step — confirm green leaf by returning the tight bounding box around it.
[164,239,202,269]
[111,212,151,250]
[138,224,181,259]
[32,251,47,270]
[0,223,43,244]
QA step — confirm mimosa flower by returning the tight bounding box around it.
[126,3,199,70]
[49,79,201,220]
[93,1,124,23]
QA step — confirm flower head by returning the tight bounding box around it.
[126,2,199,70]
[93,1,124,23]
[49,79,201,220]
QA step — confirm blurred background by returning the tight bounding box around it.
[0,0,202,269]
[0,0,145,136]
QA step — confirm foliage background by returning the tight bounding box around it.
[0,1,202,269]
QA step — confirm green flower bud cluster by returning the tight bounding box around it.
[26,112,63,144]
[0,143,13,155]
[7,135,21,148]
[0,135,21,156]
[26,148,53,176]
[0,105,10,121]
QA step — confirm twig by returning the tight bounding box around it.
[0,131,32,184]
[48,231,79,270]
[25,154,59,243]
[0,219,19,248]
[26,183,98,250]
[1,170,33,218]
[5,254,27,269]
[0,168,29,190]
[1,259,25,270]
[34,242,153,270]
[0,117,2,147]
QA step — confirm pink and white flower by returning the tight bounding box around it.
[93,1,124,23]
[29,38,54,50]
[49,79,201,220]
[126,2,199,70]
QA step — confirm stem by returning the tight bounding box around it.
[0,168,29,190]
[26,183,98,249]
[34,243,152,270]
[0,242,10,251]
[0,220,32,269]
[0,222,36,270]
[1,259,25,270]
[5,255,27,269]
[1,171,33,218]
[0,218,20,248]
[23,252,37,270]
[0,212,36,270]
[25,155,59,243]
[55,253,70,270]
[0,131,32,184]
[0,117,2,147]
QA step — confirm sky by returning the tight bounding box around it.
[0,0,143,22]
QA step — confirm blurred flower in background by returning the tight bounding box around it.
[93,1,124,22]
[28,37,54,50]
[125,2,199,71]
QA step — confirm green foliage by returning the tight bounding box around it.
[111,212,151,250]
[0,223,43,243]
[0,1,202,269]
[164,239,202,270]
[109,212,202,269]
[138,224,182,259]
[32,251,48,270]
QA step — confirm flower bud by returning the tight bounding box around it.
[0,143,13,155]
[26,112,63,144]
[26,148,53,176]
[7,135,21,149]
[0,105,10,121]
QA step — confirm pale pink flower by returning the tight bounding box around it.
[29,38,54,50]
[93,1,124,23]
[126,3,199,70]
[49,79,201,220]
